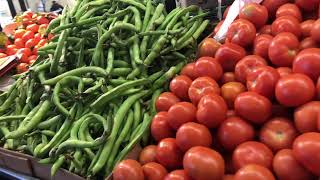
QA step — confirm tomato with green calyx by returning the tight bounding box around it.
[239,3,268,29]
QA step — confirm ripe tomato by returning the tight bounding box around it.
[155,92,180,112]
[176,122,212,152]
[246,66,280,99]
[299,37,318,50]
[22,18,33,26]
[198,38,221,58]
[19,48,32,63]
[156,138,183,170]
[22,31,35,43]
[22,11,33,18]
[26,24,39,33]
[14,38,25,48]
[0,53,7,58]
[273,149,315,180]
[276,67,292,78]
[139,145,157,165]
[215,43,246,71]
[220,72,236,84]
[275,73,315,107]
[223,175,234,180]
[14,29,26,39]
[311,19,320,43]
[262,0,289,18]
[167,102,196,130]
[180,63,197,80]
[234,164,275,180]
[25,39,36,49]
[293,132,320,176]
[268,32,299,67]
[258,25,272,35]
[27,55,37,65]
[16,63,28,74]
[6,45,18,56]
[318,77,320,99]
[221,82,246,108]
[235,55,267,83]
[32,46,38,55]
[113,159,144,180]
[142,162,168,180]
[169,75,192,100]
[37,39,47,47]
[253,34,273,60]
[151,112,175,141]
[239,3,268,29]
[271,16,301,37]
[164,170,192,180]
[37,16,49,25]
[188,77,220,105]
[276,3,302,22]
[194,57,223,81]
[226,19,256,47]
[293,48,320,81]
[197,94,228,128]
[233,141,274,170]
[183,146,225,180]
[234,92,272,124]
[34,33,42,44]
[217,116,255,151]
[295,0,319,12]
[294,101,320,133]
[301,20,315,38]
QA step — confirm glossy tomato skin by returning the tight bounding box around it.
[169,75,192,100]
[19,48,32,63]
[275,73,315,107]
[299,37,318,50]
[180,63,197,80]
[164,170,193,180]
[220,72,236,84]
[235,55,267,83]
[16,63,28,74]
[197,94,228,128]
[276,3,302,22]
[155,92,180,112]
[234,164,275,180]
[260,117,298,151]
[293,132,320,176]
[198,38,221,58]
[6,45,18,56]
[188,77,220,105]
[239,3,268,29]
[142,162,168,180]
[311,19,320,43]
[156,138,183,170]
[176,122,212,152]
[277,67,292,77]
[258,25,272,35]
[294,101,320,133]
[183,146,225,180]
[221,82,246,108]
[217,116,255,151]
[293,48,320,81]
[139,145,157,165]
[22,31,35,43]
[14,29,26,39]
[295,0,319,12]
[233,141,274,170]
[253,34,273,60]
[301,20,315,38]
[273,149,315,180]
[151,112,175,142]
[262,0,289,18]
[317,77,320,99]
[167,102,197,130]
[234,92,272,124]
[215,43,246,72]
[0,53,7,58]
[25,39,36,49]
[26,24,39,33]
[271,16,301,37]
[113,159,144,180]
[194,57,223,81]
[37,16,49,24]
[226,19,256,47]
[268,32,299,67]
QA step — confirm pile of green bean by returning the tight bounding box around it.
[0,0,208,178]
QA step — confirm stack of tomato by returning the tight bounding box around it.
[112,0,320,180]
[0,11,56,74]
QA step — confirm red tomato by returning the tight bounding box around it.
[271,16,301,37]
[113,159,144,180]
[258,25,272,35]
[239,3,268,29]
[277,67,292,77]
[226,19,256,47]
[246,66,280,99]
[273,149,315,180]
[37,16,49,25]
[235,55,267,83]
[6,45,18,56]
[34,33,42,44]
[233,141,274,170]
[169,75,192,100]
[253,34,273,60]
[156,138,183,170]
[22,18,33,26]
[293,48,320,81]
[188,77,220,105]
[294,101,320,133]
[234,164,275,180]
[311,19,320,43]
[16,63,28,74]
[295,0,319,12]
[180,63,197,80]
[27,55,37,65]
[142,162,168,180]
[220,72,236,84]
[198,38,221,58]
[25,39,36,49]
[164,170,193,180]
[268,32,299,67]
[183,146,225,180]
[176,122,212,152]
[155,92,180,112]
[197,94,228,128]
[226,110,237,118]
[168,102,196,130]
[217,116,255,151]
[0,53,7,58]
[37,39,47,47]
[32,46,38,55]
[301,20,315,38]
[151,112,175,142]
[221,82,246,108]
[22,31,35,43]
[293,132,320,176]
[275,73,315,107]
[223,175,234,180]
[262,0,289,18]
[139,145,157,165]
[22,11,33,18]
[26,24,39,33]
[299,37,319,50]
[318,77,320,99]
[215,43,246,72]
[194,57,223,81]
[234,92,272,124]
[19,48,32,63]
[14,38,25,48]
[14,29,26,39]
[276,3,302,22]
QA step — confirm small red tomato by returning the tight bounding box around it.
[26,24,39,33]
[239,3,268,29]
[113,159,144,180]
[34,33,42,44]
[198,38,221,58]
[139,145,157,165]
[37,39,47,47]
[271,16,301,37]
[6,45,18,56]
[318,77,320,99]
[168,102,197,130]
[14,29,26,39]
[311,19,320,43]
[180,63,197,80]
[221,82,246,108]
[262,0,289,18]
[37,16,49,25]
[215,43,246,72]
[0,53,7,58]
[169,75,192,100]
[197,94,228,128]
[25,39,36,49]
[19,48,32,63]
[235,55,267,83]
[220,72,236,84]
[234,164,275,180]
[14,38,25,48]
[258,25,272,35]
[253,34,273,60]
[276,3,302,22]
[164,170,192,180]
[227,19,256,47]
[277,67,292,77]
[156,138,183,170]
[155,92,180,112]
[188,77,220,105]
[293,48,320,81]
[32,46,38,55]
[301,20,315,38]
[295,0,319,12]
[16,63,29,74]
[22,11,33,18]
[294,101,320,133]
[22,31,35,43]
[194,57,223,81]
[27,55,37,65]
[142,162,168,180]
[151,112,175,142]
[299,37,319,50]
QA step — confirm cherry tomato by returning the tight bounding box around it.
[16,63,28,74]
[176,122,212,152]
[294,101,320,133]
[169,75,192,100]
[26,24,39,33]
[25,39,36,49]
[151,112,175,142]
[156,138,183,170]
[273,149,315,180]
[34,33,42,44]
[6,45,18,56]
[226,19,256,47]
[293,132,320,176]
[311,19,320,43]
[142,162,168,180]
[235,55,267,83]
[198,38,221,58]
[0,53,7,58]
[180,63,197,80]
[14,38,25,48]
[239,3,268,29]
[113,159,144,180]
[221,82,246,108]
[253,34,273,60]
[188,77,220,105]
[220,72,236,84]
[19,48,32,63]
[215,43,246,72]
[262,0,289,18]
[234,92,272,124]
[272,16,301,37]
[22,31,35,44]
[183,146,225,180]
[234,164,275,180]
[197,94,228,128]
[217,116,255,151]
[293,48,320,81]
[301,20,315,38]
[14,29,26,39]
[164,170,193,180]
[139,145,157,165]
[276,3,302,22]
[268,32,299,67]
[276,67,292,77]
[37,16,49,25]
[155,92,180,112]
[299,37,318,50]
[27,55,37,65]
[167,102,196,130]
[194,57,223,81]
[295,0,319,12]
[275,73,315,107]
[258,25,272,35]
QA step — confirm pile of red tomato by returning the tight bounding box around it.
[113,0,320,180]
[0,11,56,74]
